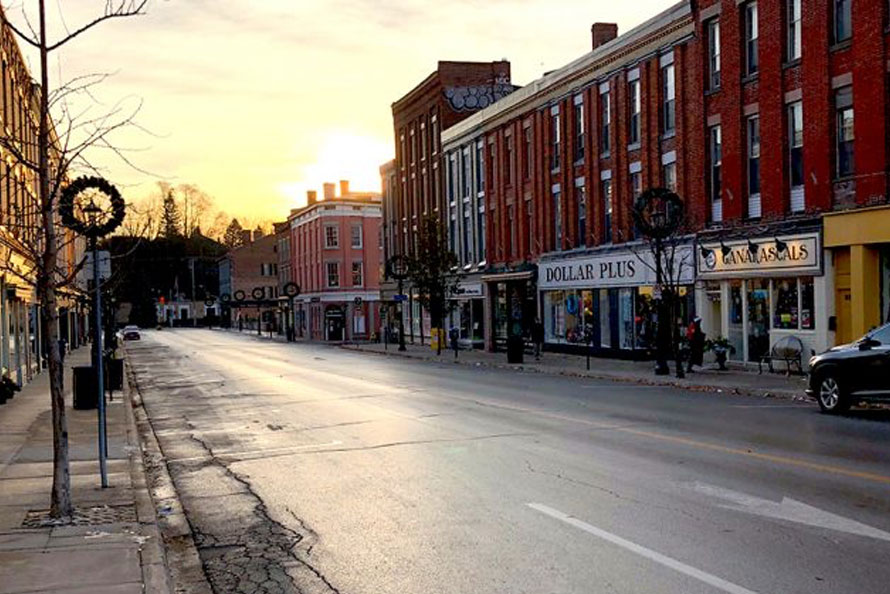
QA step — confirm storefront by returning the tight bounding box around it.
[696,227,829,367]
[538,244,694,358]
[824,205,890,346]
[482,268,536,353]
[446,281,485,349]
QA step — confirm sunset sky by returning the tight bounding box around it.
[16,0,676,221]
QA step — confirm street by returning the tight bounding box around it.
[128,328,890,594]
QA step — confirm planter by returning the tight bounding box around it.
[714,348,729,371]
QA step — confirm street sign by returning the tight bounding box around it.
[353,297,362,305]
[393,294,407,302]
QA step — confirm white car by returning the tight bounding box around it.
[120,325,141,341]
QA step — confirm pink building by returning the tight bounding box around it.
[289,181,383,341]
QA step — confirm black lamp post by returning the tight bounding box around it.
[388,255,409,352]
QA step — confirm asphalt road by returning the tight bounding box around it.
[127,328,890,594]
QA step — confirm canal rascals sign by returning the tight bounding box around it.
[539,247,694,289]
[697,232,821,278]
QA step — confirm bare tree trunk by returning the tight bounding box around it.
[37,0,71,519]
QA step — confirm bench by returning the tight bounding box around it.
[758,335,804,375]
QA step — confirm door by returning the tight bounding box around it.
[836,289,852,346]
[747,279,770,363]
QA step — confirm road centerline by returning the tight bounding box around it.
[528,503,761,594]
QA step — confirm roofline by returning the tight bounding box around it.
[286,195,382,222]
[391,59,511,112]
[441,1,691,146]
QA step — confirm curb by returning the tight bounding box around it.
[339,344,808,402]
[125,357,214,594]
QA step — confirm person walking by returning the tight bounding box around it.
[687,316,705,373]
[532,318,545,361]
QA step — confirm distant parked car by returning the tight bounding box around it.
[120,325,141,341]
[807,322,890,413]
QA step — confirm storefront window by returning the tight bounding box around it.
[495,284,508,343]
[581,291,594,344]
[565,291,582,344]
[636,288,655,350]
[619,288,634,349]
[747,279,770,362]
[544,290,565,343]
[728,281,744,360]
[800,277,814,330]
[599,289,611,348]
[773,278,799,329]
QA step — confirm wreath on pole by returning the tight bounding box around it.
[59,176,126,238]
[631,187,684,240]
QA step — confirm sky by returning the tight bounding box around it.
[10,0,676,221]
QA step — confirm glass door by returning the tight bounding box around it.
[728,281,744,360]
[747,279,771,362]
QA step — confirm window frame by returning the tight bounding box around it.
[552,185,562,251]
[788,101,804,189]
[833,0,852,44]
[350,223,363,248]
[551,109,561,171]
[628,79,641,146]
[787,0,802,62]
[324,224,339,249]
[661,64,675,135]
[747,115,761,197]
[351,261,363,287]
[602,179,613,244]
[600,91,611,156]
[743,2,759,77]
[574,98,585,162]
[326,261,340,288]
[835,86,855,179]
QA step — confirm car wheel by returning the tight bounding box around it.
[816,372,850,414]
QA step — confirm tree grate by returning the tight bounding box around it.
[21,504,137,528]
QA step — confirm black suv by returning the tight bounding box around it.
[808,322,890,413]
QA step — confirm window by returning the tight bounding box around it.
[461,149,470,197]
[871,323,890,344]
[447,153,456,203]
[787,0,801,61]
[709,125,722,205]
[574,97,585,162]
[431,116,439,154]
[523,126,532,179]
[602,179,612,243]
[552,186,562,250]
[477,206,485,261]
[600,91,611,155]
[410,128,417,164]
[551,109,561,170]
[663,162,677,193]
[324,224,339,248]
[788,101,804,203]
[462,209,471,263]
[575,180,586,247]
[747,116,761,197]
[526,201,534,254]
[420,122,427,161]
[631,172,642,199]
[662,64,675,135]
[707,19,721,90]
[350,224,362,248]
[351,262,363,286]
[743,2,759,77]
[508,204,516,257]
[833,0,852,43]
[835,86,854,178]
[326,262,340,288]
[628,79,641,145]
[505,134,514,185]
[475,142,485,191]
[773,277,814,330]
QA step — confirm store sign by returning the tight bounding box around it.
[539,247,694,290]
[448,283,483,299]
[697,232,821,278]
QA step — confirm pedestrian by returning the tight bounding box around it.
[687,316,705,373]
[532,318,545,361]
[449,326,459,359]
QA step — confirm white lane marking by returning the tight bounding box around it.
[528,503,760,594]
[692,482,890,542]
[166,440,343,463]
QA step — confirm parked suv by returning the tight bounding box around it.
[808,322,890,413]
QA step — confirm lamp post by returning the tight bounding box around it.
[387,255,409,352]
[282,283,301,342]
[83,199,107,488]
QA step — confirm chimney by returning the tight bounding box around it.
[240,229,253,245]
[591,23,618,51]
[307,190,317,206]
[323,182,336,201]
[339,180,350,197]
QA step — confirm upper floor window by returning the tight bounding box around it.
[574,97,585,162]
[835,86,855,178]
[833,0,852,44]
[324,224,339,248]
[351,224,362,248]
[707,19,721,90]
[787,0,801,61]
[410,128,417,164]
[600,90,611,155]
[351,262,363,286]
[743,2,759,77]
[505,133,515,185]
[475,141,485,191]
[709,125,723,207]
[326,262,340,288]
[420,122,427,161]
[663,162,677,193]
[552,185,562,250]
[575,179,586,247]
[550,108,561,170]
[461,149,471,197]
[628,79,641,145]
[447,153,456,202]
[662,64,675,135]
[747,115,761,196]
[523,126,532,180]
[431,115,439,155]
[788,101,804,188]
[602,179,613,243]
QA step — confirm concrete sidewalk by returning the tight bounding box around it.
[341,341,811,399]
[0,347,170,594]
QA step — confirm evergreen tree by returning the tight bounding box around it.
[162,190,182,238]
[223,218,244,248]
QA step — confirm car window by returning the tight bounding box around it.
[869,324,890,345]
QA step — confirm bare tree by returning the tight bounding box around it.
[1,0,148,520]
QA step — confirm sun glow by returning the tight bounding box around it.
[280,131,393,208]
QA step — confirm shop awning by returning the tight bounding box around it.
[481,270,535,283]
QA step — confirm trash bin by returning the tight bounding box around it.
[72,366,98,410]
[106,358,124,392]
[506,335,524,364]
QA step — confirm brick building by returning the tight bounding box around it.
[440,0,890,365]
[289,181,382,341]
[218,229,279,333]
[383,60,516,344]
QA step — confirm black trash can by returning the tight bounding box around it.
[506,335,525,364]
[106,358,124,392]
[72,366,98,410]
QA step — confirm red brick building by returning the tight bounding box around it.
[441,0,890,365]
[383,60,516,343]
[288,181,382,341]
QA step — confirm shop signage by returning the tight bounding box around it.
[448,283,484,299]
[538,246,694,290]
[697,232,821,278]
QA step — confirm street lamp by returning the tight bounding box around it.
[387,255,409,352]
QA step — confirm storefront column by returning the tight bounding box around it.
[850,244,881,338]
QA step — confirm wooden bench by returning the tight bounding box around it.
[758,335,804,375]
